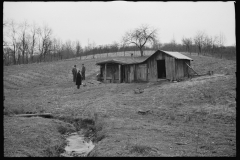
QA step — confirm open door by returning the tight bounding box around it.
[157,60,166,78]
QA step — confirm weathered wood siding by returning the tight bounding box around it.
[175,59,184,80]
[124,65,130,83]
[130,65,135,82]
[175,59,191,80]
[146,55,157,81]
[135,64,147,81]
[165,56,176,81]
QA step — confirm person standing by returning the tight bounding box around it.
[72,65,77,82]
[81,64,86,80]
[76,70,82,89]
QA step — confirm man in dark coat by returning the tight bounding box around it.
[72,65,77,82]
[76,70,82,89]
[81,64,86,80]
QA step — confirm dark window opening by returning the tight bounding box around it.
[157,60,166,78]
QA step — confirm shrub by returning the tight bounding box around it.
[57,125,68,135]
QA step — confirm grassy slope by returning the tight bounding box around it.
[4,53,236,157]
[4,117,75,157]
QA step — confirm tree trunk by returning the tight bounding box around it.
[22,51,25,64]
[140,49,143,57]
[31,51,33,63]
[13,50,16,65]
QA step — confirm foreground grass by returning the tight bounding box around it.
[4,116,75,157]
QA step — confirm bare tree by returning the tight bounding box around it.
[58,39,64,60]
[16,41,22,64]
[217,32,226,48]
[152,39,162,50]
[51,38,57,60]
[65,40,75,58]
[182,37,192,55]
[202,35,212,55]
[76,40,83,59]
[18,20,29,64]
[29,22,38,63]
[111,41,119,54]
[37,25,52,62]
[123,24,158,56]
[170,36,176,51]
[9,20,18,65]
[3,47,12,65]
[217,32,226,58]
[194,31,206,55]
[120,40,128,56]
[210,35,219,55]
[3,20,10,48]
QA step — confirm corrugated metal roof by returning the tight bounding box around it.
[160,50,193,61]
[96,50,192,65]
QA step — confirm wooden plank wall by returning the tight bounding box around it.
[130,65,135,82]
[175,59,184,80]
[165,56,176,81]
[124,65,130,83]
[135,64,147,81]
[175,60,191,79]
[146,55,158,81]
[184,60,190,77]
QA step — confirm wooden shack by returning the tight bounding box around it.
[96,50,193,83]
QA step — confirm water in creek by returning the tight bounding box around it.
[60,132,95,157]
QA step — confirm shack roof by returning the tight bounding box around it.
[161,50,193,61]
[96,50,192,65]
[96,56,149,65]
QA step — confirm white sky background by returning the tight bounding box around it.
[3,1,236,47]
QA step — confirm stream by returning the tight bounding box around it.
[60,132,95,157]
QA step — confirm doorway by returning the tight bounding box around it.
[157,60,166,78]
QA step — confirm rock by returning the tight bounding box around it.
[134,88,144,94]
[137,110,150,115]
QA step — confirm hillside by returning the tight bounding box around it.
[4,52,236,157]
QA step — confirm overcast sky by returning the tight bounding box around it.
[3,1,236,47]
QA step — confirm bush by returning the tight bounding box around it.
[57,125,69,135]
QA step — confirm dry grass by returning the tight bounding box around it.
[4,116,75,157]
[4,52,236,157]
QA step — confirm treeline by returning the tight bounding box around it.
[3,20,84,66]
[159,31,236,60]
[3,21,236,66]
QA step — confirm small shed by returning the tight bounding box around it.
[96,50,193,83]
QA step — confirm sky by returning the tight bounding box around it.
[3,1,236,47]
